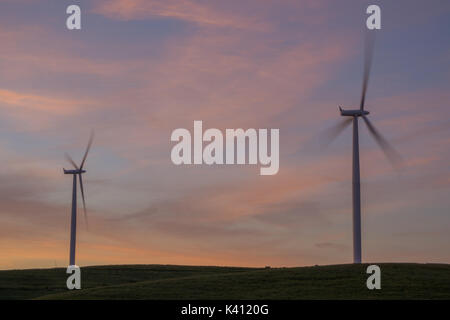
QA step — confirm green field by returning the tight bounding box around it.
[0,263,449,300]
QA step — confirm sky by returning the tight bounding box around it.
[0,0,449,269]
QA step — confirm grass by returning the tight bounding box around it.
[0,263,449,300]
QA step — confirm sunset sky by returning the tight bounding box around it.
[0,0,449,269]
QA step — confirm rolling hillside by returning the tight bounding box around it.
[1,263,449,300]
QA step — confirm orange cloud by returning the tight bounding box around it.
[0,89,84,115]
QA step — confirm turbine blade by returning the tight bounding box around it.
[319,118,352,146]
[362,115,403,168]
[80,130,94,169]
[78,174,89,230]
[65,153,79,170]
[360,32,375,110]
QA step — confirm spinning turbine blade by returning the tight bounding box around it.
[65,153,79,170]
[360,32,375,110]
[319,118,352,146]
[78,174,88,229]
[362,115,403,168]
[80,131,94,170]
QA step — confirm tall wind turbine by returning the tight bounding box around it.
[64,132,94,266]
[327,33,401,263]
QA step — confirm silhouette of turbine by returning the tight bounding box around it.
[324,33,402,263]
[63,132,94,266]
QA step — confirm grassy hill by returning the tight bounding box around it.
[1,263,449,300]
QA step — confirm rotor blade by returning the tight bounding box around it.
[318,118,352,146]
[360,32,375,110]
[80,131,94,169]
[65,153,79,170]
[362,115,403,168]
[78,174,88,230]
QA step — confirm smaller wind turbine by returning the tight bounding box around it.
[64,132,94,266]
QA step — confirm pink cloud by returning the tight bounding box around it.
[92,0,272,31]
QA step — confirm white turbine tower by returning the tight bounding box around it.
[63,132,94,266]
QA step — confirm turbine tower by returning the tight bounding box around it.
[328,33,401,263]
[64,132,94,266]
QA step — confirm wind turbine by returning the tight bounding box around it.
[64,132,94,266]
[327,32,401,263]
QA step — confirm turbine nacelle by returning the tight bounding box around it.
[339,106,370,117]
[63,168,86,175]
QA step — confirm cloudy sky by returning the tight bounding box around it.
[0,0,449,269]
